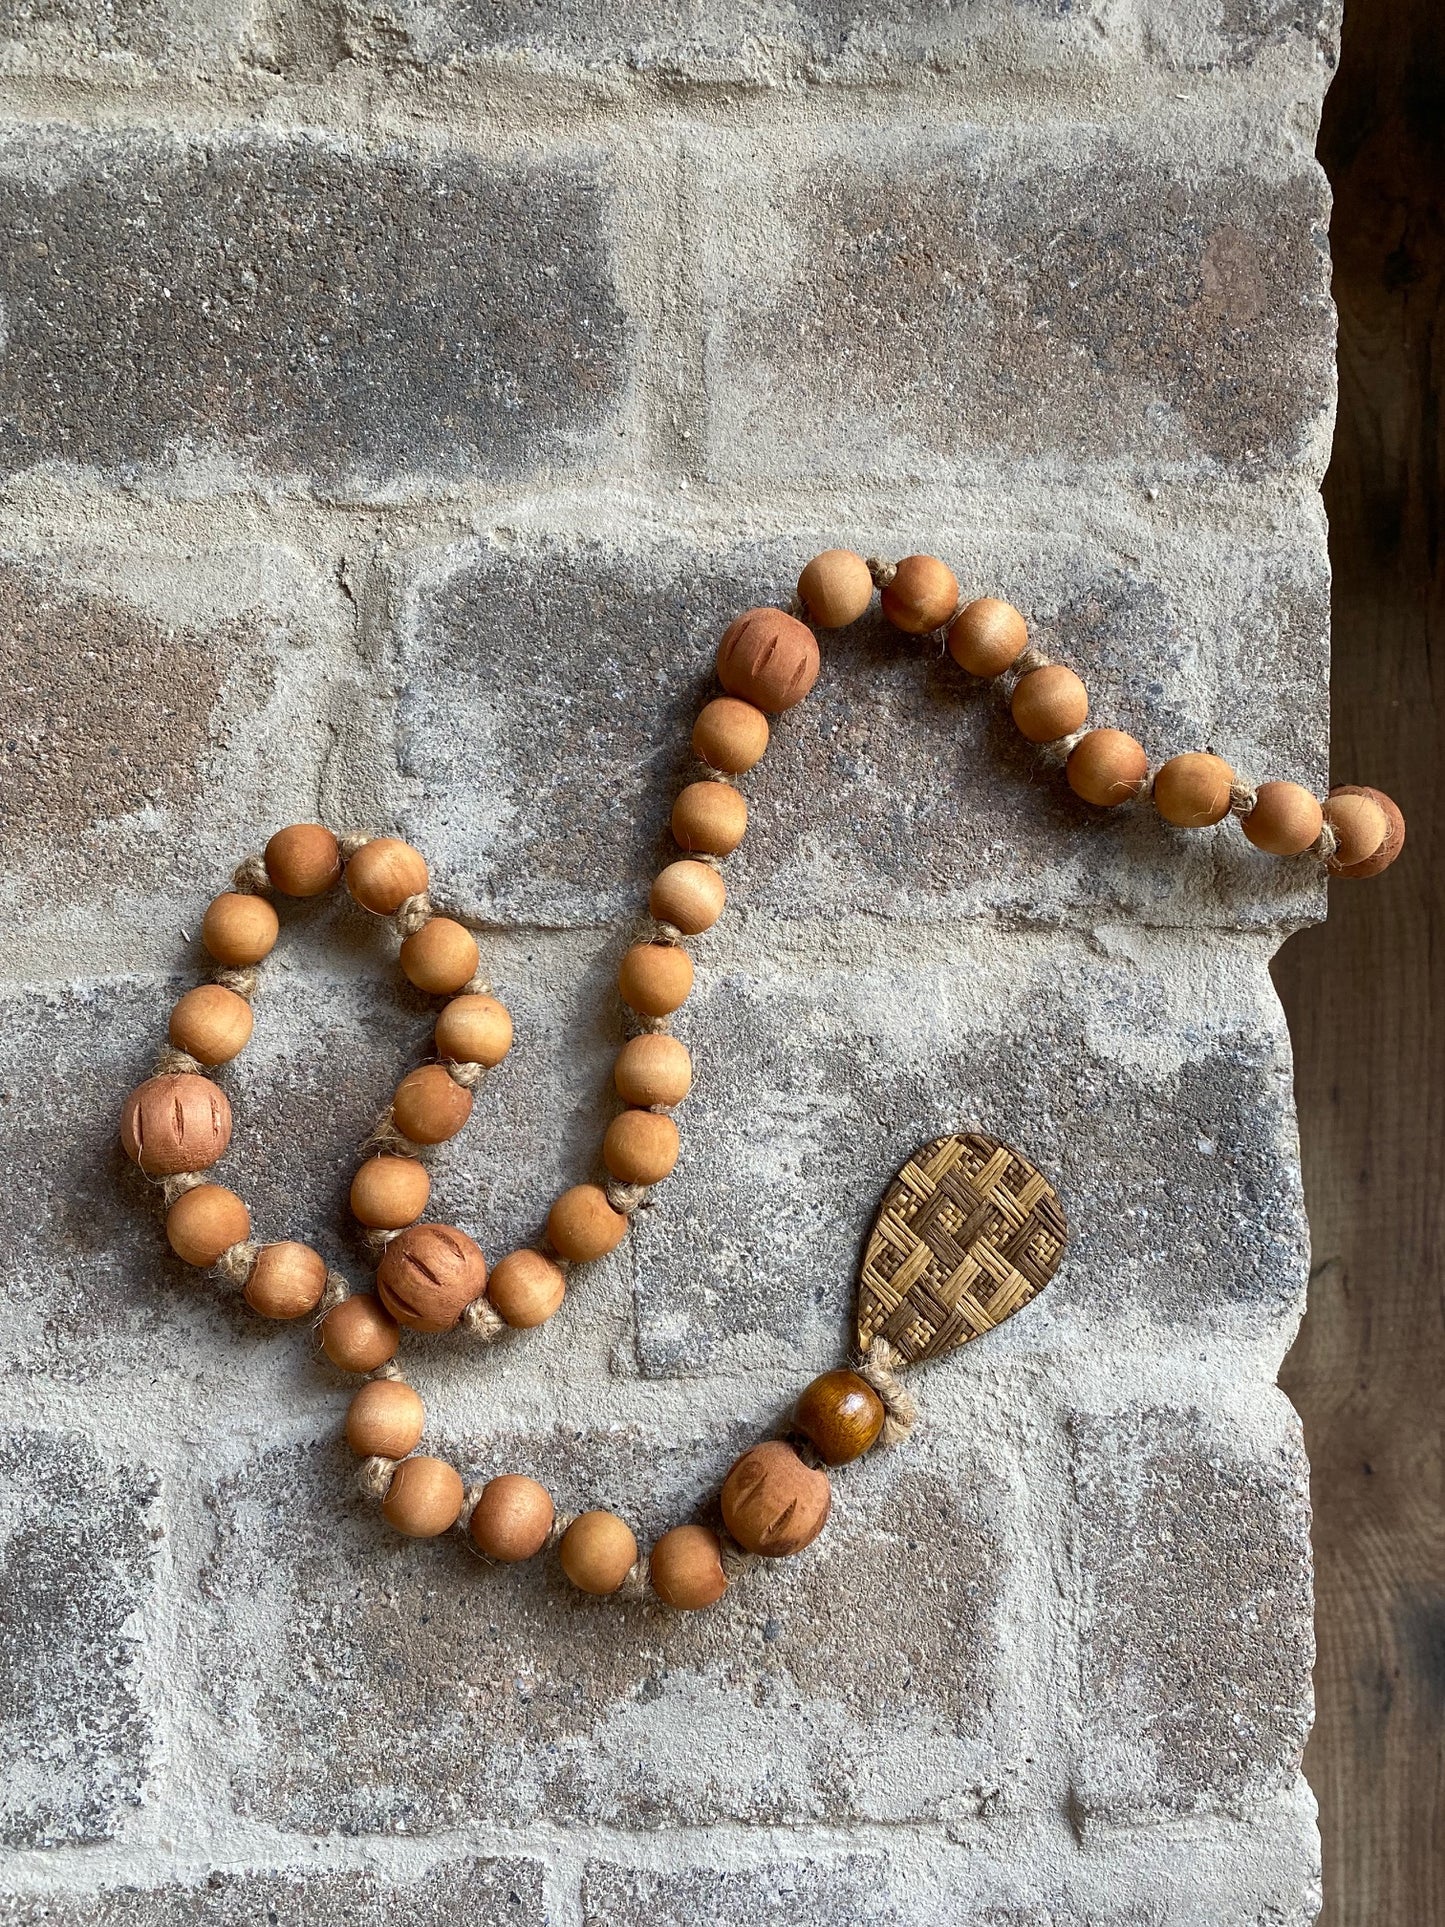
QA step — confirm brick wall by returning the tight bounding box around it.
[0,5,1336,1922]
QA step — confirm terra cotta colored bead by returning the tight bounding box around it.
[319,1292,399,1372]
[1066,729,1150,808]
[720,1439,831,1556]
[244,1240,327,1319]
[1010,665,1089,744]
[345,837,429,915]
[346,1378,425,1459]
[350,1154,431,1229]
[486,1248,566,1328]
[400,917,480,996]
[546,1185,628,1262]
[434,993,513,1067]
[1325,784,1406,878]
[1242,781,1324,856]
[264,823,341,897]
[650,1523,728,1610]
[120,1072,232,1176]
[469,1474,554,1562]
[1323,789,1388,868]
[603,1110,680,1185]
[201,892,279,966]
[1153,752,1235,828]
[614,1034,692,1108]
[716,607,820,713]
[381,1455,464,1538]
[617,942,693,1016]
[795,1369,886,1465]
[559,1510,638,1595]
[797,548,874,629]
[671,781,748,856]
[391,1063,473,1145]
[165,1183,250,1268]
[650,860,726,935]
[947,597,1028,678]
[376,1222,487,1332]
[692,696,770,773]
[167,983,254,1065]
[881,554,958,634]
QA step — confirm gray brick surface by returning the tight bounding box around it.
[580,1859,897,1927]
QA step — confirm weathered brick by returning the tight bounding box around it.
[0,0,257,69]
[580,1858,897,1927]
[0,1430,156,1847]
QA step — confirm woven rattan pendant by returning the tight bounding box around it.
[857,1133,1068,1365]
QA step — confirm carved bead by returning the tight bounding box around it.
[201,892,279,966]
[264,823,340,897]
[721,1440,831,1556]
[244,1241,327,1320]
[120,1073,232,1176]
[350,1154,430,1230]
[391,1063,473,1145]
[165,1184,250,1268]
[381,1455,464,1538]
[346,1379,424,1459]
[319,1293,399,1372]
[1011,665,1089,744]
[716,607,820,713]
[795,1370,886,1465]
[1326,784,1406,878]
[1066,729,1149,808]
[1323,790,1388,867]
[469,1474,554,1562]
[1243,781,1323,856]
[559,1510,638,1595]
[400,917,480,996]
[617,942,693,1016]
[881,554,959,634]
[671,781,748,856]
[947,597,1028,678]
[1153,752,1235,828]
[692,696,770,773]
[168,984,254,1066]
[435,993,513,1066]
[377,1223,487,1333]
[650,1524,728,1610]
[797,548,873,629]
[603,1110,680,1185]
[614,1034,692,1108]
[487,1249,566,1329]
[650,860,726,934]
[547,1185,628,1262]
[346,837,429,915]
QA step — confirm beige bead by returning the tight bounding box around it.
[671,781,748,857]
[469,1474,554,1562]
[487,1248,566,1328]
[947,597,1028,678]
[559,1510,638,1595]
[721,1440,831,1556]
[547,1184,628,1262]
[1011,665,1089,744]
[650,860,726,935]
[1326,784,1406,878]
[692,696,770,774]
[400,917,480,996]
[381,1455,464,1538]
[167,984,254,1066]
[617,942,693,1017]
[603,1110,680,1185]
[1323,790,1388,868]
[650,1523,728,1610]
[346,1378,424,1459]
[881,554,959,634]
[1066,729,1150,808]
[797,549,874,629]
[165,1183,250,1268]
[350,1154,431,1229]
[319,1293,399,1372]
[1153,752,1235,828]
[120,1072,232,1175]
[434,993,513,1067]
[1243,781,1324,856]
[264,823,340,897]
[716,607,821,713]
[614,1034,692,1108]
[377,1222,487,1332]
[392,1063,473,1145]
[244,1240,327,1320]
[201,892,279,966]
[345,837,429,916]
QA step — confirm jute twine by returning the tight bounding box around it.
[854,1337,918,1447]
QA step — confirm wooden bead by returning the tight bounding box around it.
[1011,665,1089,744]
[264,823,340,897]
[881,554,959,635]
[716,607,820,713]
[244,1240,326,1320]
[614,1034,692,1108]
[617,942,693,1016]
[650,1523,728,1610]
[346,1378,424,1459]
[1066,729,1149,808]
[400,917,480,996]
[381,1455,464,1538]
[345,837,429,915]
[797,549,873,629]
[795,1369,886,1466]
[434,993,513,1066]
[721,1440,831,1557]
[650,860,726,935]
[1323,789,1388,868]
[165,1183,250,1268]
[167,984,254,1065]
[559,1510,638,1595]
[319,1292,399,1372]
[947,597,1028,678]
[1242,781,1323,856]
[377,1222,487,1332]
[603,1110,680,1185]
[547,1184,628,1262]
[120,1072,232,1175]
[469,1474,554,1562]
[391,1063,473,1145]
[1153,752,1235,828]
[671,781,748,857]
[692,696,770,774]
[487,1249,566,1328]
[350,1154,430,1229]
[201,892,279,966]
[1326,784,1406,878]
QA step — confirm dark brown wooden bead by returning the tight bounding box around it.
[120,1073,232,1176]
[376,1222,487,1333]
[794,1369,886,1465]
[720,1440,831,1556]
[716,607,820,713]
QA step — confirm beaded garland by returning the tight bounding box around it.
[119,547,1404,1613]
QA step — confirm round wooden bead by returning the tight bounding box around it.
[264,823,340,897]
[167,984,254,1066]
[692,696,770,774]
[165,1184,250,1268]
[487,1249,566,1329]
[794,1369,886,1466]
[201,892,279,966]
[1011,665,1089,744]
[671,781,748,857]
[603,1110,680,1185]
[1323,789,1388,868]
[435,993,513,1067]
[244,1240,326,1320]
[947,597,1028,678]
[1153,752,1235,828]
[721,1440,831,1556]
[617,942,693,1017]
[345,837,429,916]
[650,1524,728,1610]
[391,1063,473,1145]
[350,1154,430,1230]
[614,1034,692,1108]
[120,1072,232,1176]
[1066,729,1149,808]
[716,607,820,713]
[377,1222,487,1333]
[346,1378,425,1459]
[546,1185,629,1262]
[400,917,480,996]
[881,554,959,635]
[469,1474,554,1562]
[797,549,873,629]
[650,860,726,935]
[319,1293,399,1372]
[1326,784,1406,879]
[559,1510,638,1595]
[381,1455,464,1538]
[1242,781,1324,856]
